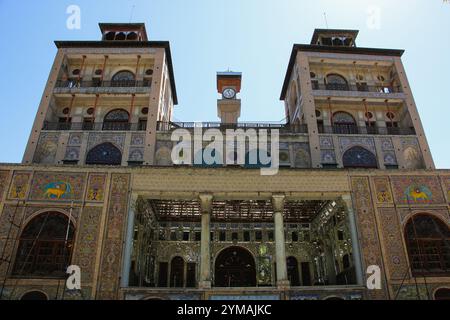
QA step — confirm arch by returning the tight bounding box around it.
[404,214,450,277]
[332,111,357,134]
[111,70,135,87]
[342,146,378,169]
[434,288,450,300]
[20,290,49,301]
[214,246,256,287]
[126,32,138,40]
[326,73,349,90]
[170,256,184,288]
[324,296,345,301]
[12,212,75,278]
[86,142,122,166]
[105,31,116,41]
[287,257,300,286]
[115,32,126,40]
[103,109,130,131]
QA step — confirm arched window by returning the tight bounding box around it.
[215,247,256,287]
[287,257,300,286]
[404,215,450,277]
[86,142,122,166]
[326,74,349,91]
[434,288,450,300]
[111,70,135,87]
[332,112,358,134]
[170,257,184,288]
[342,146,378,169]
[103,109,130,131]
[13,212,75,278]
[21,291,48,300]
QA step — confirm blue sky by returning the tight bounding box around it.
[0,0,449,167]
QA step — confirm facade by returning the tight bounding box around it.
[0,23,449,300]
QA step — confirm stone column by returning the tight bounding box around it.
[272,194,290,289]
[121,193,138,287]
[341,195,364,285]
[199,194,213,289]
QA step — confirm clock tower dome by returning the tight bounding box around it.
[217,71,242,124]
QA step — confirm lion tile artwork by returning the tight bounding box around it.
[0,23,449,301]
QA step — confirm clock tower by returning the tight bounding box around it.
[217,71,242,124]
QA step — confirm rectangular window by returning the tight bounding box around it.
[158,262,168,287]
[301,262,312,286]
[195,232,201,242]
[243,231,251,242]
[232,232,239,241]
[219,231,226,242]
[255,231,262,241]
[170,231,177,241]
[186,263,196,288]
[183,232,190,241]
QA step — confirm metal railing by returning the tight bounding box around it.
[312,82,402,94]
[156,121,308,133]
[43,121,147,131]
[55,79,151,89]
[318,124,416,136]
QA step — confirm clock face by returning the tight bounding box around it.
[223,88,236,99]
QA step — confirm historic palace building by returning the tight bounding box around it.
[0,23,449,300]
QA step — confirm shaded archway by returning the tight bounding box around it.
[287,257,300,286]
[170,256,184,288]
[86,142,122,166]
[103,109,130,131]
[332,111,357,134]
[215,247,256,287]
[342,146,378,169]
[111,70,135,86]
[434,288,450,300]
[20,291,48,300]
[13,212,75,278]
[404,215,450,276]
[326,74,349,90]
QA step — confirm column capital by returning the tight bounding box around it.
[272,194,285,212]
[199,194,213,214]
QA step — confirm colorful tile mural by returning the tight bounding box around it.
[30,172,86,201]
[0,170,9,199]
[391,176,445,205]
[373,177,393,204]
[8,172,31,200]
[86,174,107,202]
[97,173,130,300]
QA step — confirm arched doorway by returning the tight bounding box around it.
[103,109,130,131]
[215,247,256,287]
[20,291,48,300]
[170,257,184,288]
[287,257,300,286]
[13,212,75,278]
[434,288,450,300]
[342,146,378,169]
[86,143,122,166]
[404,215,450,276]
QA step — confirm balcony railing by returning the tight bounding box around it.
[43,121,147,131]
[156,121,308,133]
[55,79,151,89]
[318,124,416,136]
[312,83,402,94]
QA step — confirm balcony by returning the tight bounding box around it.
[318,124,416,136]
[53,79,151,94]
[156,121,309,134]
[42,121,147,131]
[313,82,401,93]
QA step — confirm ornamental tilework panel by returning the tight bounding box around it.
[391,176,445,205]
[397,208,449,225]
[339,137,376,154]
[0,205,25,277]
[68,133,83,146]
[0,171,10,199]
[443,176,450,203]
[33,132,60,164]
[321,150,336,164]
[97,173,130,300]
[383,152,397,165]
[293,143,311,168]
[351,177,388,300]
[400,138,424,169]
[373,177,393,205]
[131,133,145,146]
[377,208,409,280]
[319,136,334,149]
[8,172,32,200]
[380,138,394,151]
[87,133,125,151]
[129,147,144,162]
[72,206,103,284]
[29,172,86,201]
[64,147,80,161]
[86,174,107,202]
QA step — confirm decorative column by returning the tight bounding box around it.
[199,194,213,289]
[272,194,290,289]
[341,195,364,285]
[121,193,138,287]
